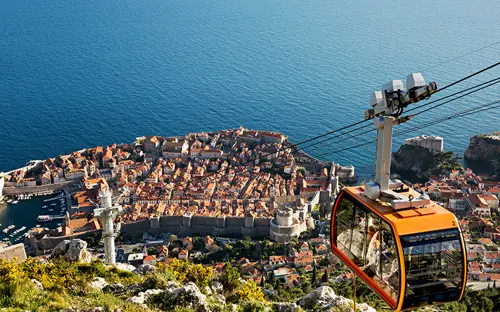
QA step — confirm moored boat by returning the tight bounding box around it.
[37,215,51,223]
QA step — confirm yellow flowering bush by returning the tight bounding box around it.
[159,258,213,289]
[234,280,265,302]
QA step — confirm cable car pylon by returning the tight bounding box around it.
[330,73,467,311]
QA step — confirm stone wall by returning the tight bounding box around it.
[2,181,75,196]
[120,215,271,239]
[0,243,27,262]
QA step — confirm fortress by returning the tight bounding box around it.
[405,135,444,153]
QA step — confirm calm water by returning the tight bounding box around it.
[1,0,499,180]
[0,195,64,242]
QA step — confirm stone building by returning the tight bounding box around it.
[404,135,444,152]
[269,206,315,243]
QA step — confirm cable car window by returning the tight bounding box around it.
[401,229,464,309]
[334,196,400,302]
[335,197,356,261]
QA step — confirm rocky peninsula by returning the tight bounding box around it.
[465,132,500,180]
[391,135,461,182]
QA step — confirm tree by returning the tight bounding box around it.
[168,234,178,243]
[208,244,220,253]
[321,270,329,283]
[218,263,241,293]
[311,263,317,285]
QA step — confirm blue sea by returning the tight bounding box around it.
[1,0,499,179]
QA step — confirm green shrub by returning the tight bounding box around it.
[238,301,267,312]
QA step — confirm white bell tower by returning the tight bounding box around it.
[94,188,123,265]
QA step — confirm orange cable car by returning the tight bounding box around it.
[329,74,467,311]
[330,186,467,311]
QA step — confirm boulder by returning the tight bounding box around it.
[133,264,156,275]
[90,277,108,291]
[114,263,136,272]
[165,282,211,312]
[214,294,226,304]
[358,303,377,312]
[297,286,351,311]
[272,302,300,312]
[165,281,180,291]
[139,277,161,291]
[103,283,126,295]
[51,240,71,257]
[31,279,44,290]
[127,289,164,305]
[64,239,92,263]
[211,281,223,294]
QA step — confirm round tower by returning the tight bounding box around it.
[276,207,294,227]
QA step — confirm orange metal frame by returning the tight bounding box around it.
[330,191,401,310]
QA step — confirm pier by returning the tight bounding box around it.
[47,215,65,220]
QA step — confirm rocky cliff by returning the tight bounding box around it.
[391,144,462,182]
[465,133,500,179]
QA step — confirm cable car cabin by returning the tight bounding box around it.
[330,186,467,311]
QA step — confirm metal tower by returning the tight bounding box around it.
[363,73,437,209]
[94,188,123,265]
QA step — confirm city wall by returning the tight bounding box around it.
[121,215,271,238]
[3,181,75,196]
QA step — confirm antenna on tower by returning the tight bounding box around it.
[93,187,123,265]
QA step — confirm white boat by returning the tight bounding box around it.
[12,201,19,204]
[48,209,54,212]
[11,226,26,236]
[43,193,64,202]
[10,228,27,239]
[42,205,48,209]
[2,225,15,234]
[57,223,62,227]
[7,199,13,203]
[50,203,56,206]
[37,215,51,223]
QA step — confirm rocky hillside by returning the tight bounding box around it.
[0,239,375,312]
[465,133,500,179]
[391,144,462,182]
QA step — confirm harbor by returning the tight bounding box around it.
[0,191,70,245]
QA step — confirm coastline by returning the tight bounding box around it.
[2,128,347,250]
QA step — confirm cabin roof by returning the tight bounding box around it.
[344,186,459,236]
